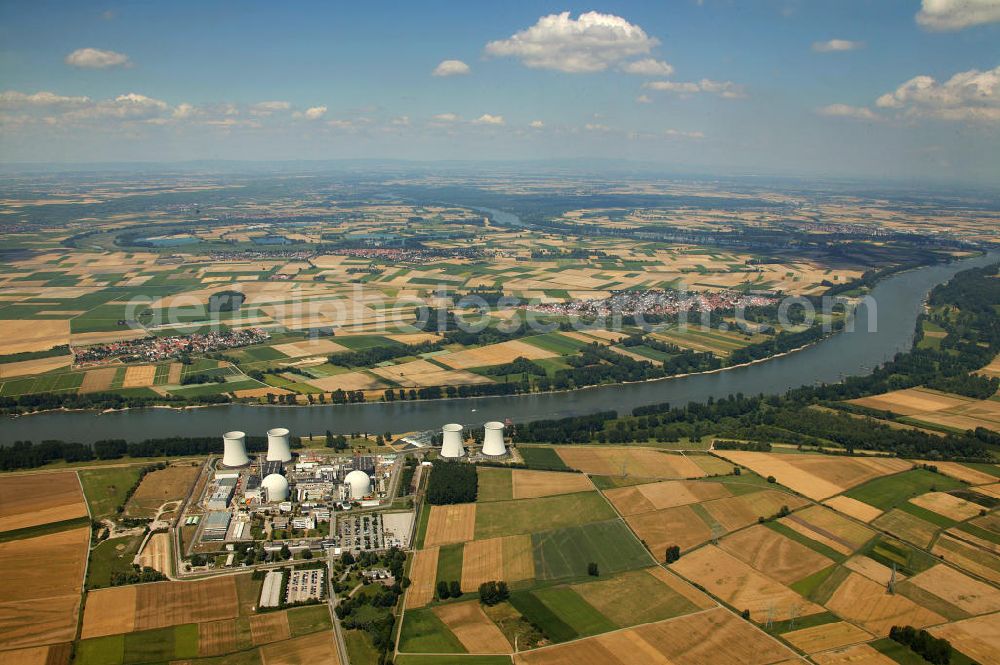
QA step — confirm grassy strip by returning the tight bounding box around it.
[0,515,90,542]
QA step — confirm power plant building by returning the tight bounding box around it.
[266,428,293,463]
[262,473,290,502]
[202,511,232,541]
[482,421,507,457]
[222,431,250,468]
[441,423,465,458]
[345,469,372,499]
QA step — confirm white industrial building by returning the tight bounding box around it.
[441,423,465,458]
[262,473,290,502]
[266,427,293,463]
[222,431,250,467]
[482,421,508,457]
[345,469,372,499]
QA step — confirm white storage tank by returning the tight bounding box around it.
[441,423,465,458]
[222,431,250,468]
[482,421,507,457]
[266,427,292,463]
[261,473,289,502]
[345,469,372,499]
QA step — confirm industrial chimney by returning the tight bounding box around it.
[482,421,507,457]
[222,431,250,467]
[266,427,292,463]
[441,423,465,458]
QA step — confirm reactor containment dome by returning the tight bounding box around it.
[222,431,250,468]
[266,427,292,463]
[345,469,372,499]
[441,423,465,458]
[261,473,289,502]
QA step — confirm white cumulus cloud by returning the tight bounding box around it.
[0,90,91,108]
[620,58,674,76]
[473,114,505,125]
[875,65,1000,122]
[432,112,460,122]
[916,0,1000,30]
[644,79,746,99]
[817,104,880,120]
[294,105,327,120]
[529,120,544,128]
[250,101,291,116]
[664,128,705,139]
[812,39,864,52]
[635,94,652,104]
[433,60,471,77]
[485,11,659,73]
[64,48,130,69]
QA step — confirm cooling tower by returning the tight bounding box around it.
[482,421,507,457]
[345,469,372,499]
[261,473,289,502]
[266,427,292,463]
[222,431,250,467]
[441,423,465,458]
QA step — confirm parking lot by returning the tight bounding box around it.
[285,568,325,603]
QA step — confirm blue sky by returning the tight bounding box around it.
[0,1,998,184]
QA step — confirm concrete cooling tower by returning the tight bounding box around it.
[482,421,507,457]
[441,423,465,458]
[345,469,372,499]
[261,473,289,502]
[222,431,250,467]
[266,427,292,463]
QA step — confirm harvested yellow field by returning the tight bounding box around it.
[259,631,341,665]
[370,359,492,388]
[871,509,938,548]
[167,363,183,384]
[625,505,713,555]
[977,353,1000,378]
[126,463,201,517]
[825,572,945,635]
[909,491,983,521]
[719,525,833,584]
[386,333,443,345]
[0,471,86,532]
[0,644,71,665]
[461,535,533,591]
[78,367,117,393]
[933,533,1000,583]
[436,339,557,369]
[136,532,171,574]
[555,446,706,479]
[604,480,731,516]
[907,564,1000,615]
[811,643,898,665]
[405,547,439,609]
[929,612,1000,665]
[70,329,147,346]
[198,620,239,657]
[122,365,156,388]
[908,461,998,485]
[0,528,89,650]
[0,355,72,379]
[822,496,883,523]
[433,601,511,654]
[670,545,824,622]
[702,490,808,533]
[304,371,385,392]
[424,503,476,548]
[82,576,239,638]
[513,607,797,665]
[849,387,971,415]
[844,556,902,587]
[0,320,69,355]
[645,566,716,610]
[714,451,910,501]
[782,621,873,654]
[511,470,593,499]
[234,386,293,398]
[250,612,291,645]
[780,505,877,556]
[272,338,348,357]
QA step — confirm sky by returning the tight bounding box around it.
[0,0,998,184]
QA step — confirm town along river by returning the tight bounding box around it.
[2,252,997,444]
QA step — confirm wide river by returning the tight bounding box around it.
[2,252,997,444]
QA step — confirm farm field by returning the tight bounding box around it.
[0,471,87,533]
[552,446,707,479]
[78,466,147,521]
[0,527,90,651]
[124,462,201,517]
[473,492,617,540]
[713,450,911,501]
[850,387,1000,433]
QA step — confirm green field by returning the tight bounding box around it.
[507,590,577,643]
[531,520,652,580]
[87,533,145,588]
[474,492,616,539]
[79,466,146,519]
[529,586,617,637]
[476,467,513,502]
[398,608,466,654]
[844,469,965,511]
[394,656,512,665]
[286,605,333,636]
[520,332,591,356]
[518,447,569,471]
[344,629,381,665]
[436,543,465,589]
